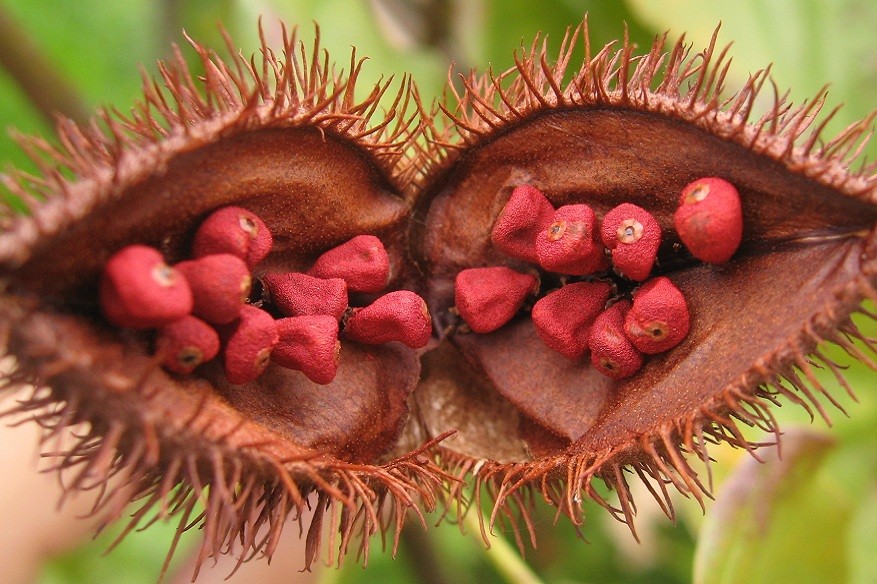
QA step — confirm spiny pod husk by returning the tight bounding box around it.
[1,20,877,579]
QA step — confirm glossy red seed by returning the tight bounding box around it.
[343,290,432,348]
[262,273,348,320]
[192,206,273,268]
[308,235,390,294]
[100,245,193,329]
[490,184,555,263]
[674,177,743,264]
[536,204,608,275]
[272,315,341,385]
[624,276,690,354]
[156,315,220,375]
[600,203,661,281]
[589,301,644,379]
[531,281,613,359]
[219,305,279,384]
[454,266,539,334]
[175,254,251,324]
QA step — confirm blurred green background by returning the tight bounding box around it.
[0,1,875,583]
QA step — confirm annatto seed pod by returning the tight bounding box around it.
[601,203,662,281]
[175,253,251,324]
[99,245,193,329]
[490,184,555,262]
[262,272,348,320]
[454,266,539,333]
[192,206,274,268]
[272,315,341,384]
[588,301,644,379]
[536,204,608,275]
[2,21,877,580]
[624,276,691,354]
[308,234,390,293]
[674,177,744,264]
[531,281,613,359]
[156,315,221,375]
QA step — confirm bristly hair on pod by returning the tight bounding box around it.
[1,15,877,580]
[410,19,877,548]
[0,22,451,581]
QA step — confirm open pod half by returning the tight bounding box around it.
[1,20,876,576]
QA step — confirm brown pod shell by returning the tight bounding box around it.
[1,19,877,579]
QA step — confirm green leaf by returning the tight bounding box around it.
[693,430,849,584]
[625,0,877,161]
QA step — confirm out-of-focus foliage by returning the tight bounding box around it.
[0,1,872,583]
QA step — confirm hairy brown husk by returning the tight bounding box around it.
[0,20,876,577]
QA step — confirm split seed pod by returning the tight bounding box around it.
[1,21,876,579]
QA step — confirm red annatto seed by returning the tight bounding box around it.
[624,276,690,354]
[536,204,608,275]
[272,315,341,385]
[343,290,432,348]
[262,273,348,320]
[307,234,390,294]
[156,315,220,375]
[490,184,555,263]
[600,203,662,281]
[454,266,539,334]
[674,177,743,264]
[192,206,273,268]
[100,245,193,329]
[219,305,279,384]
[531,281,613,359]
[175,254,251,324]
[589,301,644,379]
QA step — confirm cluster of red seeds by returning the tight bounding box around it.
[454,177,742,379]
[99,207,432,385]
